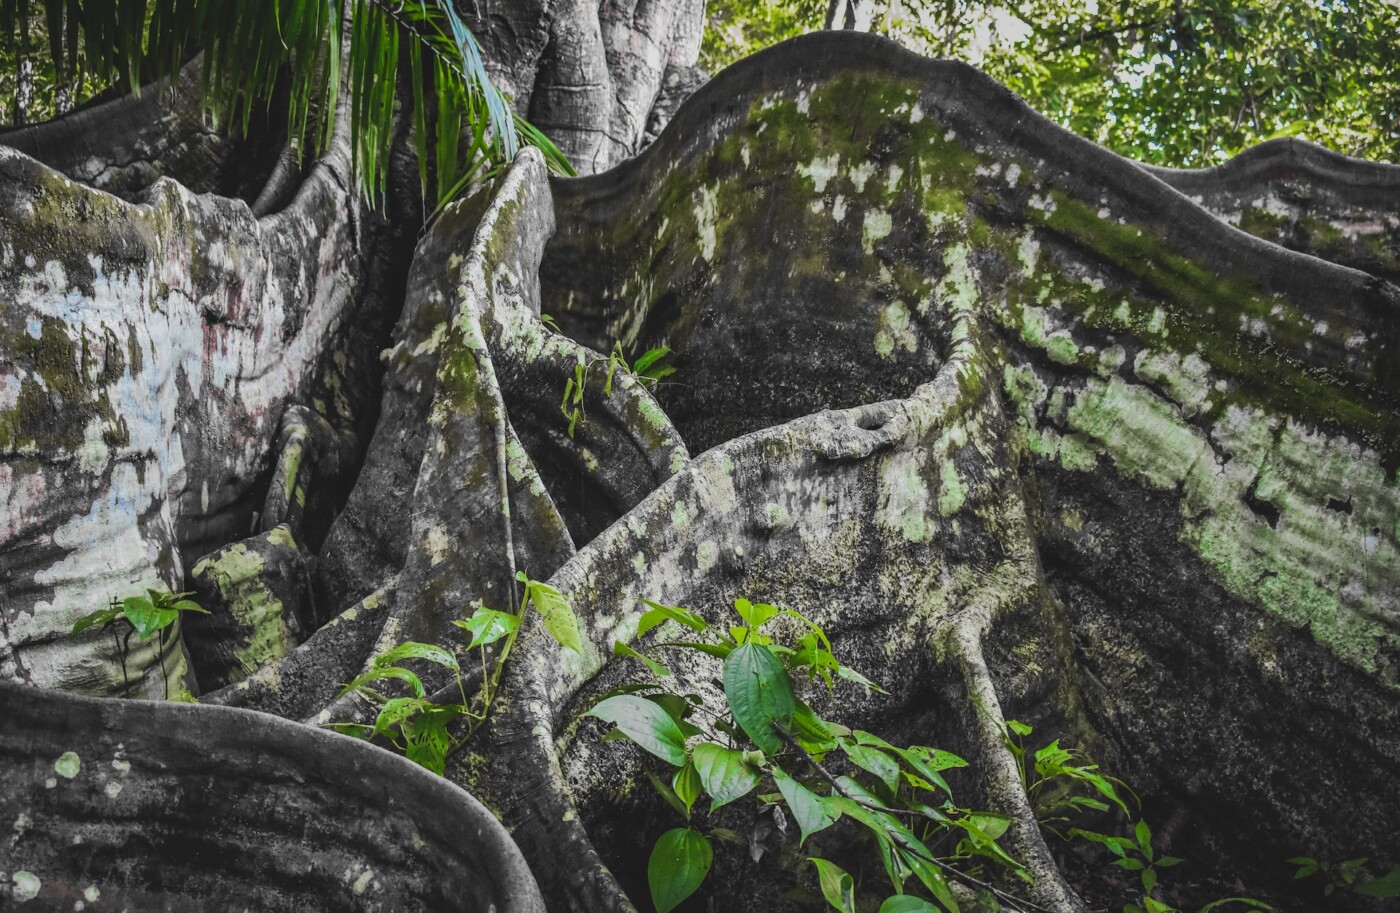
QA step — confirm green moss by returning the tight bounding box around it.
[192,542,298,683]
[1030,191,1399,462]
[938,459,967,516]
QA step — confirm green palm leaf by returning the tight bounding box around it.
[0,0,572,209]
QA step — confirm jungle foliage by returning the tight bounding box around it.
[701,0,1400,166]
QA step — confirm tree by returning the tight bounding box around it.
[2,4,1398,913]
[702,0,1400,166]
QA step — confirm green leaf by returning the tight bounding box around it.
[375,641,460,672]
[843,741,902,793]
[1130,820,1153,854]
[791,702,839,755]
[636,599,710,637]
[809,858,857,913]
[372,696,432,739]
[123,595,177,640]
[734,598,779,630]
[324,722,374,740]
[897,849,960,912]
[967,812,1011,841]
[72,604,124,635]
[649,828,712,913]
[454,607,520,649]
[879,896,941,913]
[645,768,690,818]
[1357,867,1400,898]
[772,767,836,845]
[672,761,702,817]
[722,642,796,755]
[586,695,688,766]
[836,663,887,693]
[1141,866,1157,895]
[692,742,761,811]
[520,576,582,653]
[633,346,672,374]
[341,665,427,700]
[1006,719,1032,736]
[613,640,672,677]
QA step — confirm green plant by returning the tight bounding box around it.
[560,342,675,438]
[1289,855,1400,899]
[72,588,209,695]
[0,1,574,213]
[329,570,581,774]
[587,596,1044,913]
[1003,719,1133,835]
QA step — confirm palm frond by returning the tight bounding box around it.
[0,0,573,209]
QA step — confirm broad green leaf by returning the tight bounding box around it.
[672,761,701,817]
[843,741,902,793]
[809,858,857,913]
[722,642,796,755]
[613,640,672,677]
[1005,719,1033,737]
[123,596,177,640]
[734,598,779,630]
[649,828,712,913]
[375,641,460,672]
[968,812,1011,841]
[879,896,941,913]
[692,742,761,811]
[897,849,960,912]
[772,767,836,845]
[646,694,704,738]
[454,607,520,648]
[1141,866,1157,895]
[521,577,582,653]
[585,695,687,766]
[1357,867,1400,898]
[791,702,838,754]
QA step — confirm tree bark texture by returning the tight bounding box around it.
[2,23,1398,913]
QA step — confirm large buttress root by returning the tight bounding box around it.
[0,83,370,697]
[4,24,1397,913]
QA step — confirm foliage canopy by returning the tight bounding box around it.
[702,0,1400,166]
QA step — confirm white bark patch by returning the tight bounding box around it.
[798,154,841,193]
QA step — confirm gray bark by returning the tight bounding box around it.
[3,19,1398,913]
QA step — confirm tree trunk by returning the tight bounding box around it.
[3,19,1398,913]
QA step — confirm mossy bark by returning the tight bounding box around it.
[2,23,1397,913]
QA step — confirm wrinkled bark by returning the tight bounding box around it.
[3,19,1398,913]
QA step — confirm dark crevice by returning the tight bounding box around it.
[1325,495,1353,514]
[1243,477,1282,529]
